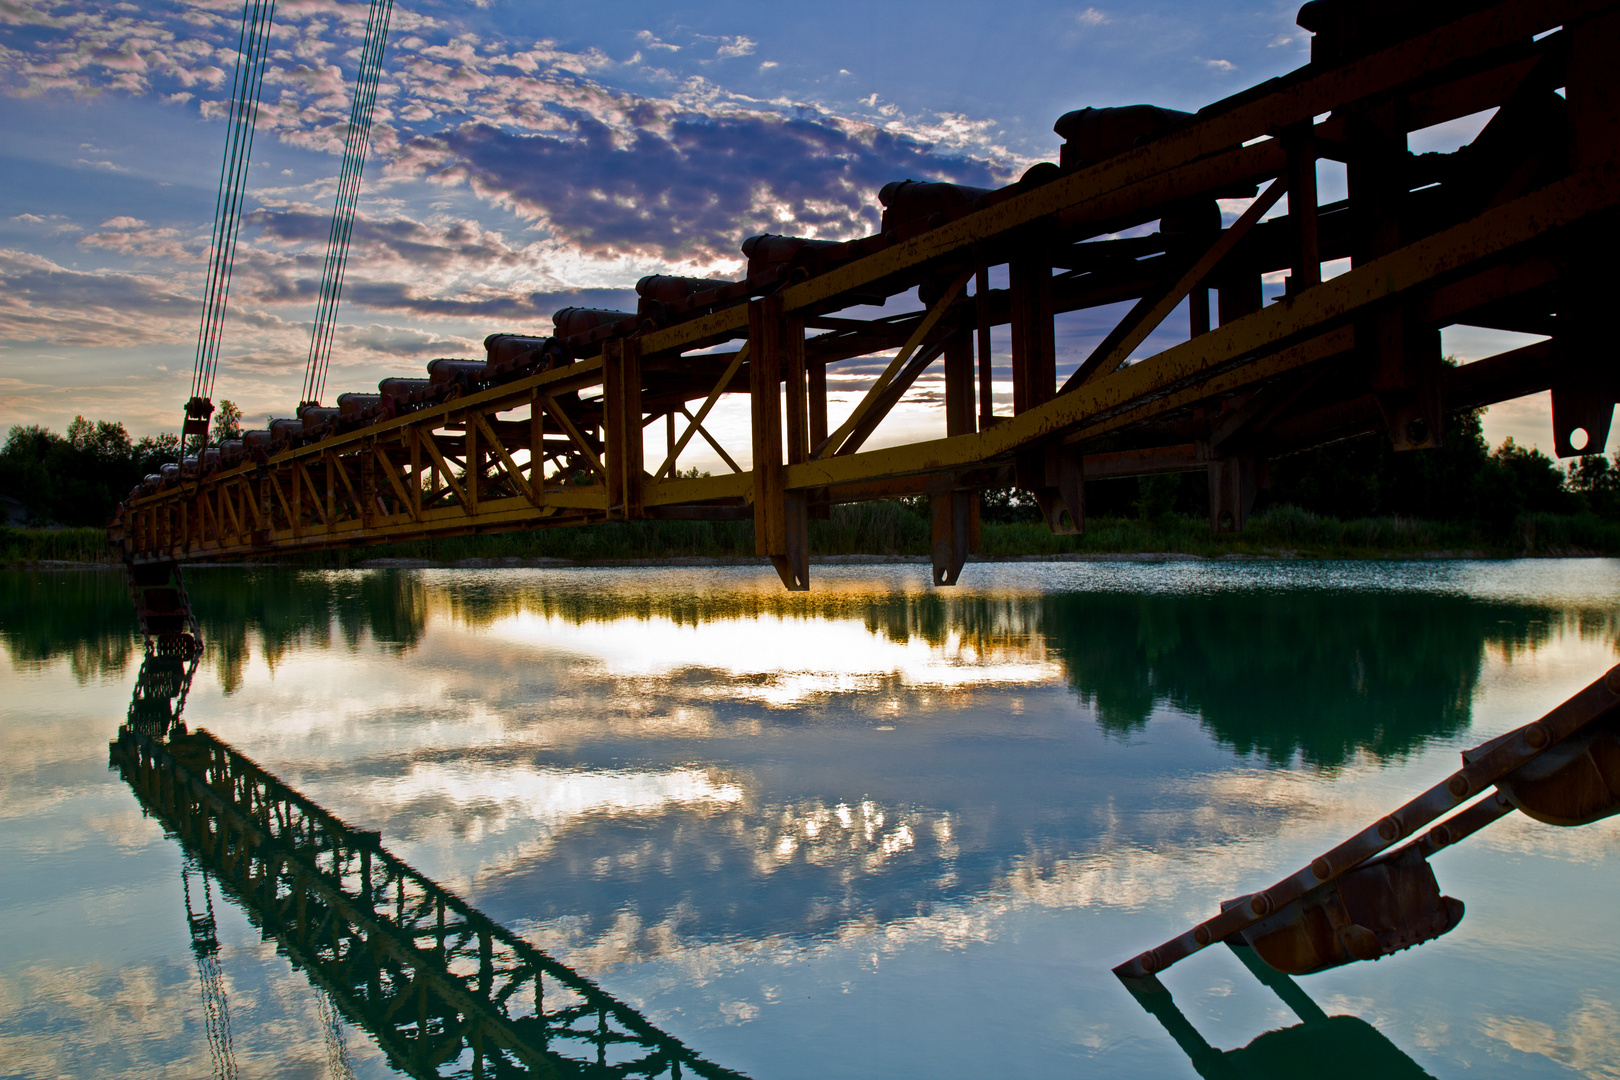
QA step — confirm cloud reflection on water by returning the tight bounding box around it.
[4,562,1620,1079]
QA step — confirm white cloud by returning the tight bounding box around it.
[713,35,755,59]
[635,29,680,52]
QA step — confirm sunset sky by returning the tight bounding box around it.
[0,0,1561,465]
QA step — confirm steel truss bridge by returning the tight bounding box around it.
[112,0,1620,596]
[112,713,749,1079]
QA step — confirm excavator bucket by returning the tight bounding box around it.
[1232,846,1464,976]
[1484,712,1620,827]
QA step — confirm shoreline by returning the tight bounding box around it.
[13,548,1608,572]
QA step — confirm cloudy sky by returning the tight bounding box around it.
[0,0,1558,460]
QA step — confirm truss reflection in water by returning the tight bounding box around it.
[126,650,200,737]
[111,723,748,1080]
[1125,942,1435,1080]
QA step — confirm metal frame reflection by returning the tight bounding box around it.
[1126,942,1436,1080]
[111,724,749,1080]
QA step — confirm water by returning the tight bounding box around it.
[3,560,1619,1079]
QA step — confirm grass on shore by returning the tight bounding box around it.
[11,502,1620,568]
[0,526,112,564]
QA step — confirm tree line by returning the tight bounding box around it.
[0,402,240,527]
[1,401,1616,532]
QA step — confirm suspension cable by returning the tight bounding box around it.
[187,0,276,439]
[300,0,394,408]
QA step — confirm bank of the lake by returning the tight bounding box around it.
[13,501,1620,569]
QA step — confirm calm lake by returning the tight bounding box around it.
[3,560,1618,1079]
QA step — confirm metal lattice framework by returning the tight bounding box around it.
[113,0,1620,590]
[111,725,748,1080]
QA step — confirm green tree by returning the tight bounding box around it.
[1568,451,1620,519]
[214,400,242,441]
[134,432,181,474]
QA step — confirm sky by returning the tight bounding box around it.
[0,0,1565,467]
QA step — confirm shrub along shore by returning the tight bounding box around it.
[7,500,1619,570]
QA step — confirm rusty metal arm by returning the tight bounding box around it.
[1113,664,1620,980]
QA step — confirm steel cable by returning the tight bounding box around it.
[300,0,394,408]
[189,0,276,417]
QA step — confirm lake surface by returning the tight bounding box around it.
[3,559,1619,1079]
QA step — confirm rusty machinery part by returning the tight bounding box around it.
[425,357,490,397]
[1054,105,1195,173]
[297,404,340,436]
[267,417,303,447]
[637,274,733,304]
[114,0,1620,594]
[241,429,273,464]
[636,275,736,323]
[483,332,571,378]
[1114,664,1620,981]
[551,306,638,338]
[181,395,215,441]
[376,376,435,415]
[878,180,998,233]
[336,392,382,420]
[740,233,842,276]
[1223,845,1465,976]
[1297,0,1497,66]
[1469,711,1620,826]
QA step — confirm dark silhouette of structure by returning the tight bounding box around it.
[1126,941,1438,1079]
[112,0,1620,602]
[111,722,749,1080]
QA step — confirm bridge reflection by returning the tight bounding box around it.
[110,716,747,1080]
[1127,943,1436,1080]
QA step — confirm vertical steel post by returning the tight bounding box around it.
[749,296,808,590]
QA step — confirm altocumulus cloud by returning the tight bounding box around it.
[400,110,1003,260]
